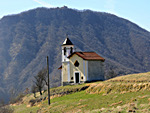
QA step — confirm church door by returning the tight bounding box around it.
[75,72,80,83]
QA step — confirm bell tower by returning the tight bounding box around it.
[61,36,74,62]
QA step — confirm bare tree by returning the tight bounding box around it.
[24,88,29,94]
[33,68,47,96]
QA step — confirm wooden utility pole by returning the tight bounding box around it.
[47,56,50,105]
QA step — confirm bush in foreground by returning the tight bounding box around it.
[0,106,14,113]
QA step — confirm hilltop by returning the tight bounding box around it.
[8,72,150,112]
[0,7,150,102]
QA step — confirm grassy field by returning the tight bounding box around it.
[11,72,150,113]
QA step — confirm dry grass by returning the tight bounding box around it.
[86,72,150,95]
[86,82,150,95]
[107,72,150,83]
[108,101,122,106]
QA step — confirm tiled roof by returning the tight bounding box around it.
[67,52,105,61]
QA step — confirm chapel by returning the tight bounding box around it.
[59,37,105,86]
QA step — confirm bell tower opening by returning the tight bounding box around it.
[62,36,74,62]
[64,47,66,55]
[70,47,73,54]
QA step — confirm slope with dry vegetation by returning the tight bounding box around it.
[11,72,150,113]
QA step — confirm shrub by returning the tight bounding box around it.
[29,98,42,106]
[10,93,25,104]
[29,99,37,106]
[0,106,14,113]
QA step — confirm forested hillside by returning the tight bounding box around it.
[0,7,150,102]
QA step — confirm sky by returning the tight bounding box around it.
[0,0,150,32]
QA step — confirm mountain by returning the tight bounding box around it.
[0,6,150,102]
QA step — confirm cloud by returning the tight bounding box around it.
[33,0,54,8]
[105,0,116,13]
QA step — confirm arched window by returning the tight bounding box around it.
[64,47,66,55]
[70,47,73,54]
[74,60,79,67]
